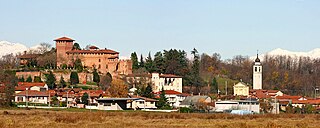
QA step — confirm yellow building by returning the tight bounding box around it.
[233,82,249,96]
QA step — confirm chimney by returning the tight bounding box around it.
[24,51,27,55]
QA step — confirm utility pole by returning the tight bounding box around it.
[26,88,28,108]
[225,81,228,95]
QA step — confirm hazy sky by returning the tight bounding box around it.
[0,0,320,59]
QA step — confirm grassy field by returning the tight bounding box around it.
[1,108,320,128]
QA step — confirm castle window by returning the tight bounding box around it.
[99,59,101,62]
[259,67,261,72]
[255,67,257,72]
[106,65,108,69]
[98,64,101,69]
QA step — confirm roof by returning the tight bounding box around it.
[96,98,139,101]
[130,95,158,102]
[255,54,260,62]
[16,90,48,97]
[154,90,182,95]
[276,95,302,100]
[89,46,99,49]
[180,96,211,105]
[159,74,182,78]
[66,49,119,54]
[54,37,74,41]
[18,82,46,87]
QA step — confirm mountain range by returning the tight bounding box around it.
[1,40,320,60]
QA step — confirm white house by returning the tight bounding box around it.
[126,73,183,93]
[215,100,260,113]
[15,82,48,94]
[233,82,249,96]
[154,90,189,108]
[96,98,138,110]
[15,90,49,104]
[128,96,158,110]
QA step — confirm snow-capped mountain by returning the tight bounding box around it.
[251,48,320,61]
[0,41,29,57]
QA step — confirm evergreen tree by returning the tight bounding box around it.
[145,52,155,73]
[34,76,42,82]
[99,72,112,90]
[70,72,79,85]
[26,75,32,82]
[191,48,202,94]
[93,68,100,83]
[81,93,89,105]
[72,43,81,50]
[139,54,145,68]
[59,76,66,88]
[143,84,154,98]
[18,76,25,82]
[130,52,139,70]
[74,58,83,72]
[45,71,56,89]
[153,51,165,73]
[156,87,169,109]
[211,77,218,94]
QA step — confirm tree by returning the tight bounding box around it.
[18,76,25,82]
[70,72,79,85]
[38,43,52,54]
[74,58,83,72]
[142,84,154,98]
[210,77,218,94]
[191,48,203,94]
[156,87,170,109]
[45,71,56,89]
[108,79,128,97]
[0,70,17,107]
[153,52,165,73]
[139,54,145,68]
[37,48,56,69]
[81,93,89,105]
[93,68,100,83]
[72,43,81,50]
[99,72,112,90]
[59,76,66,88]
[145,52,155,73]
[34,76,42,82]
[130,52,139,71]
[26,75,32,82]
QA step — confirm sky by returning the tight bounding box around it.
[0,0,320,59]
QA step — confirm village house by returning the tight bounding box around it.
[15,82,48,94]
[15,90,49,104]
[179,96,212,109]
[126,73,183,93]
[154,90,189,108]
[96,98,138,110]
[128,95,158,110]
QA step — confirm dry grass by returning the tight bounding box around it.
[0,109,320,128]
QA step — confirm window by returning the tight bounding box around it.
[139,101,144,104]
[99,59,101,62]
[104,103,111,106]
[112,102,116,105]
[255,67,257,72]
[150,102,154,104]
[259,67,261,72]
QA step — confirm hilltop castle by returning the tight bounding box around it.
[55,37,132,76]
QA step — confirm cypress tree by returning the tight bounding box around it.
[26,75,32,82]
[70,72,79,85]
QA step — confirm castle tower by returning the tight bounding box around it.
[55,37,74,67]
[253,54,262,90]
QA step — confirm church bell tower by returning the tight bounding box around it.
[253,53,262,90]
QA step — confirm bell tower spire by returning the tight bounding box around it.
[253,50,262,90]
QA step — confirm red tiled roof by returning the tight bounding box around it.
[16,90,48,97]
[154,90,182,95]
[276,95,302,100]
[160,74,182,78]
[66,49,119,54]
[18,82,46,87]
[292,99,320,105]
[54,37,74,41]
